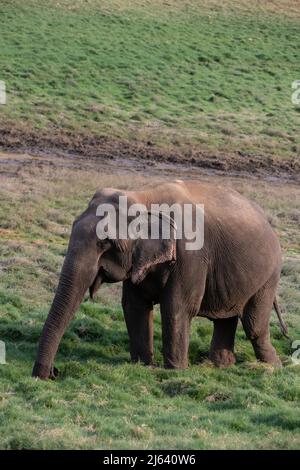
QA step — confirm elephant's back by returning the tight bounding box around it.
[180,181,282,314]
[139,179,282,312]
[179,181,275,237]
[143,179,281,259]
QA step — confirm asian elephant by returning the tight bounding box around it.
[32,180,288,379]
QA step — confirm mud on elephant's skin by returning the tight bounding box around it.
[32,180,288,379]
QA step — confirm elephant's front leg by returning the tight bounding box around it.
[160,298,192,369]
[122,282,154,365]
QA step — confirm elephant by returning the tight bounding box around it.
[32,180,288,379]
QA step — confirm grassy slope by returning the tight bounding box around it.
[0,156,299,449]
[0,0,300,159]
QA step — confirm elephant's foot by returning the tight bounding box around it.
[130,352,154,366]
[259,356,282,367]
[253,344,282,367]
[164,357,189,369]
[209,349,236,368]
[32,362,59,380]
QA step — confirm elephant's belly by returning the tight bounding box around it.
[198,304,242,319]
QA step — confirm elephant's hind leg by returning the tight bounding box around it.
[241,281,281,366]
[209,316,238,368]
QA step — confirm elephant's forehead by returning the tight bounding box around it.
[92,187,117,199]
[92,187,126,201]
[99,187,118,196]
[88,188,123,208]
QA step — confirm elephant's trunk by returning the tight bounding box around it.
[32,250,95,379]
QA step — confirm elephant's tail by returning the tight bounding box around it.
[273,297,289,339]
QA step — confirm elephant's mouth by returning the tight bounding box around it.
[89,267,132,300]
[89,267,114,299]
[89,272,103,299]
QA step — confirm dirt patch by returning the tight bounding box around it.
[0,124,299,182]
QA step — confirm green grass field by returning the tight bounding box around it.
[0,0,300,450]
[0,0,300,159]
[0,154,299,449]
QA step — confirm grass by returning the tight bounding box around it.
[0,0,300,159]
[0,154,299,449]
[0,0,299,450]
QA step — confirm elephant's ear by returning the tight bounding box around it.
[131,212,176,284]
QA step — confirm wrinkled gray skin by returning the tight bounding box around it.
[32,180,284,379]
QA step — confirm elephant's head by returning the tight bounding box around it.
[32,188,176,379]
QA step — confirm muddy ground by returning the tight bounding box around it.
[0,125,299,182]
[1,147,298,187]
